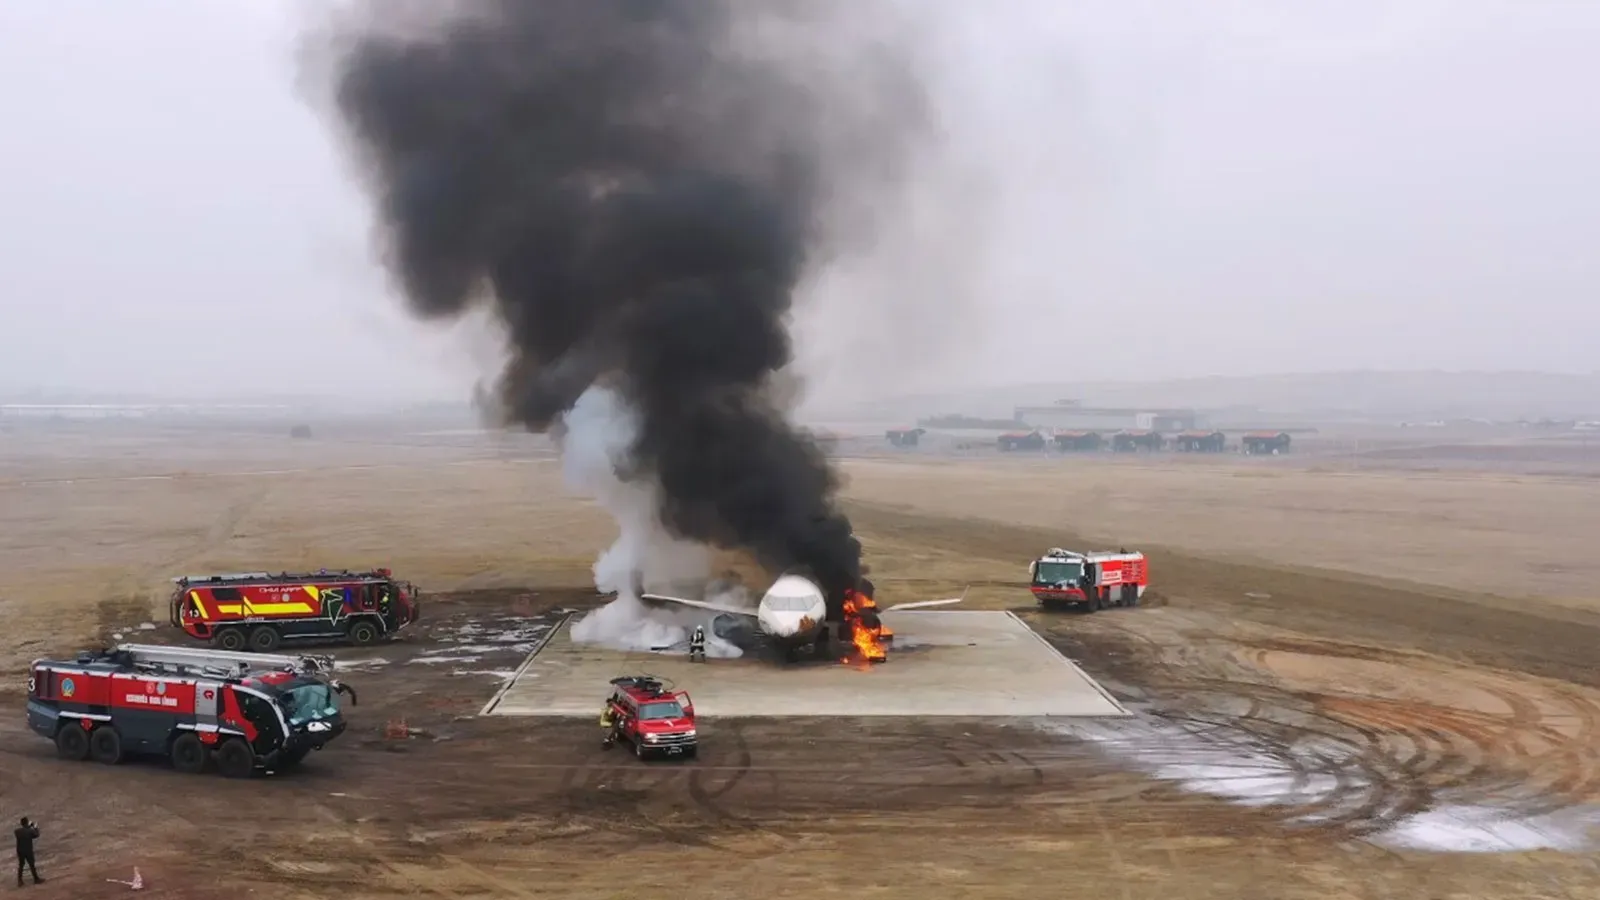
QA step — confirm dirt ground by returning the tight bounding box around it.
[1,425,1598,899]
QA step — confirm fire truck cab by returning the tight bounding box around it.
[170,568,419,652]
[26,643,354,777]
[603,676,697,760]
[1030,547,1148,611]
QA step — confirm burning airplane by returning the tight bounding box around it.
[315,0,937,650]
[644,573,964,663]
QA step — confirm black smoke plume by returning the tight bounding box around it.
[313,0,930,612]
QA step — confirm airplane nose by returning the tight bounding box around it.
[760,610,803,636]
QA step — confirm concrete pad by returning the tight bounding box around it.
[483,610,1128,718]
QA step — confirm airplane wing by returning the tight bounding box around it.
[883,586,969,612]
[640,592,757,618]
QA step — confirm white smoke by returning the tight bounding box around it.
[558,384,745,658]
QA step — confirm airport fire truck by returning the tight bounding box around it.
[601,676,698,760]
[1029,547,1148,611]
[170,569,420,652]
[26,643,355,777]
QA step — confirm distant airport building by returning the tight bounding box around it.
[1015,401,1201,433]
[1242,431,1293,455]
[885,427,927,447]
[1173,430,1227,452]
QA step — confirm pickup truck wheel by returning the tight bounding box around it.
[55,722,90,761]
[170,733,208,774]
[248,625,282,653]
[215,737,256,779]
[89,726,123,764]
[214,627,247,652]
[347,619,380,646]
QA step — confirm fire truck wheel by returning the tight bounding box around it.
[89,726,124,764]
[247,625,282,653]
[54,722,90,761]
[214,628,247,652]
[633,739,647,760]
[170,733,208,774]
[215,737,256,779]
[347,619,380,646]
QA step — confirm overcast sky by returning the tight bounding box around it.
[1,1,1594,404]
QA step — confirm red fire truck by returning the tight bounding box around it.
[601,676,698,760]
[1029,547,1148,611]
[26,643,355,777]
[170,569,420,652]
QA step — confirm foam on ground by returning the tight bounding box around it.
[483,610,1127,717]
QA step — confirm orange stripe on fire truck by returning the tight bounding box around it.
[244,600,316,615]
[211,600,314,616]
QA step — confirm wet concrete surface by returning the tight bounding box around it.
[487,609,1129,717]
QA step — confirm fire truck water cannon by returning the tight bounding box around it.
[26,643,355,778]
[1029,547,1148,612]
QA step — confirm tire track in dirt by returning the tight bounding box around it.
[546,754,730,850]
[1138,684,1427,834]
[1049,610,1600,839]
[89,484,274,641]
[1234,637,1600,809]
[685,723,757,825]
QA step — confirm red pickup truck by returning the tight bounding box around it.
[602,676,697,760]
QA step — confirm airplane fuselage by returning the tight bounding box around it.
[639,572,963,663]
[752,574,831,657]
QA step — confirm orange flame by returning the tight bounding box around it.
[841,589,886,663]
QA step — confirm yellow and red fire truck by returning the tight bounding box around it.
[170,569,420,652]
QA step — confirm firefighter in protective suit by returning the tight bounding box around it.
[688,625,706,662]
[599,698,618,749]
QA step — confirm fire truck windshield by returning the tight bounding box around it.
[1034,561,1083,585]
[278,681,340,726]
[637,700,684,720]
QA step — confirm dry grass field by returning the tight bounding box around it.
[841,454,1600,610]
[1,424,1598,898]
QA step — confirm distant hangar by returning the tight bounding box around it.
[1013,401,1202,433]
